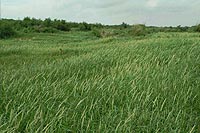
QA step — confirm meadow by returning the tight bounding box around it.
[0,31,200,132]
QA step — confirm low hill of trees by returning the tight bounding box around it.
[0,17,200,39]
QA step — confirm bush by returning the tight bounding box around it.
[53,20,70,32]
[33,26,57,33]
[92,29,115,38]
[43,18,52,27]
[0,23,16,39]
[121,22,129,29]
[195,24,200,32]
[56,23,70,31]
[79,22,92,31]
[130,24,147,36]
[56,24,70,31]
[92,28,102,38]
[42,27,57,33]
[22,17,32,28]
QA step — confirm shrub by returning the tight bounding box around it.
[92,28,102,38]
[43,27,57,33]
[195,24,200,32]
[22,17,32,28]
[0,23,16,39]
[92,29,115,38]
[33,26,57,33]
[121,22,129,29]
[22,27,32,33]
[79,22,92,31]
[43,18,52,27]
[130,24,147,36]
[56,23,70,31]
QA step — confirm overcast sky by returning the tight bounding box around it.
[1,0,200,26]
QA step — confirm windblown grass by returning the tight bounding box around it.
[0,32,200,132]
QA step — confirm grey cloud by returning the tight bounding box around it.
[1,0,200,26]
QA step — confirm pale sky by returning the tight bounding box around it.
[1,0,200,26]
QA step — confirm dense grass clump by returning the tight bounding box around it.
[0,32,200,132]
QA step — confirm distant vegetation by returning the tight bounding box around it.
[195,24,200,32]
[0,23,16,39]
[0,17,200,39]
[129,24,147,36]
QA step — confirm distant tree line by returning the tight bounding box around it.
[0,17,103,33]
[0,17,200,39]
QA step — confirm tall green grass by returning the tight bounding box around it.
[0,32,200,132]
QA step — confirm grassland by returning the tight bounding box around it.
[0,31,200,132]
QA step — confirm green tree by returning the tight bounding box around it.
[79,22,92,31]
[121,22,129,28]
[22,17,32,28]
[0,23,16,39]
[43,18,52,27]
[195,24,200,32]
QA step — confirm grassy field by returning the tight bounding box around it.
[0,31,200,132]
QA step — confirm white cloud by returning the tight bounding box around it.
[1,0,200,26]
[146,0,159,8]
